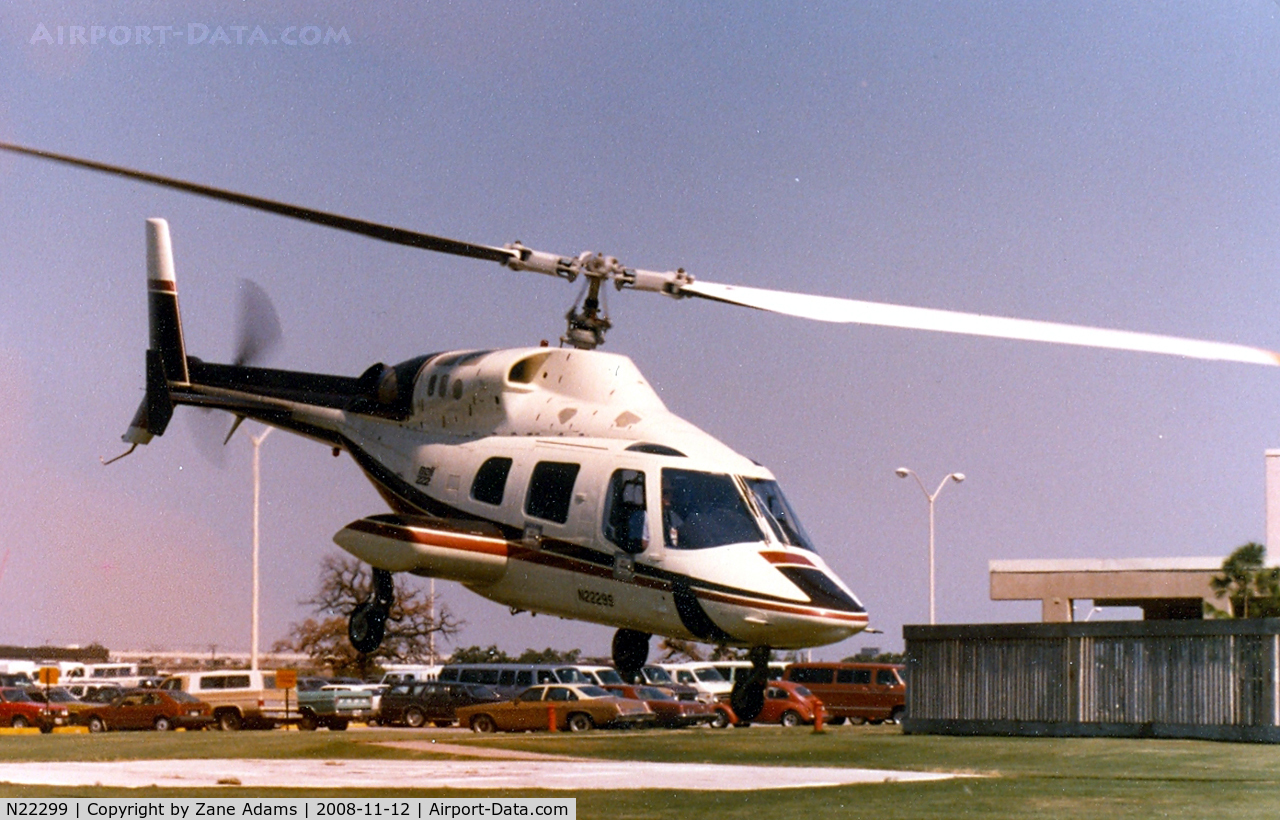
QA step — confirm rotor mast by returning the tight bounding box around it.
[503,242,693,349]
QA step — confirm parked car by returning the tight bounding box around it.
[0,687,70,733]
[601,683,722,728]
[66,682,125,703]
[623,666,709,703]
[751,679,821,726]
[783,662,905,725]
[456,683,655,733]
[380,682,504,727]
[80,688,214,732]
[25,686,94,723]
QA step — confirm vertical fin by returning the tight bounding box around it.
[119,219,186,448]
[146,218,189,385]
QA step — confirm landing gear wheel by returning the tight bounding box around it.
[612,628,651,681]
[347,600,387,654]
[730,646,771,722]
[349,568,395,653]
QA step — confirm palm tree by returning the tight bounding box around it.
[1208,543,1280,618]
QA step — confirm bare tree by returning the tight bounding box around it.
[274,554,462,678]
[656,638,748,663]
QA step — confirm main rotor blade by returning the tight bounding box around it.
[681,280,1280,367]
[0,142,514,264]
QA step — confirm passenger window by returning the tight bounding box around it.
[851,669,872,685]
[526,462,581,523]
[516,671,533,686]
[837,670,854,684]
[537,670,556,684]
[519,688,544,702]
[789,668,834,685]
[603,469,648,554]
[472,457,514,506]
[876,670,898,686]
[498,670,516,686]
[547,687,574,702]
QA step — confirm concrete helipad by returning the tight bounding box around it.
[0,756,958,791]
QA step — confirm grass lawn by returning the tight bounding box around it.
[1,724,1278,819]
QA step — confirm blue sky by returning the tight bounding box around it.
[2,2,1280,660]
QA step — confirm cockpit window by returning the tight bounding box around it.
[743,478,817,552]
[661,469,763,550]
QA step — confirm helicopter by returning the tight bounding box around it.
[3,142,1278,720]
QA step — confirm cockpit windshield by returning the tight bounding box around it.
[743,478,817,552]
[661,469,764,550]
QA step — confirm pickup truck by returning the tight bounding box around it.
[295,677,374,731]
[159,672,372,731]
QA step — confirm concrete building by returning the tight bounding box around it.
[989,557,1227,622]
[988,449,1280,622]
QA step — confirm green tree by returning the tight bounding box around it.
[1207,542,1280,619]
[274,554,461,678]
[515,647,581,664]
[447,645,513,663]
[446,645,583,663]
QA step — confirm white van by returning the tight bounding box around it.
[655,663,733,699]
[574,665,625,686]
[378,664,442,686]
[711,660,787,686]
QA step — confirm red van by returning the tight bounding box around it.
[783,662,905,725]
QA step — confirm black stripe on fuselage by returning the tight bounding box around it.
[346,444,866,622]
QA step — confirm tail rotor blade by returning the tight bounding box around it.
[233,279,283,367]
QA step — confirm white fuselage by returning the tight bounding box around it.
[301,346,867,650]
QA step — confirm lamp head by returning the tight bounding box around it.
[950,473,965,483]
[895,467,910,478]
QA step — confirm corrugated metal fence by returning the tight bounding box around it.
[902,619,1280,742]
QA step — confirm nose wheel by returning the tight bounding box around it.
[730,646,771,721]
[348,568,395,654]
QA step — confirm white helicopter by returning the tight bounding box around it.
[4,142,1278,720]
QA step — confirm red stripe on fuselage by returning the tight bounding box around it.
[347,518,509,557]
[758,550,816,568]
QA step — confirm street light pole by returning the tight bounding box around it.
[250,426,274,671]
[895,467,965,625]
